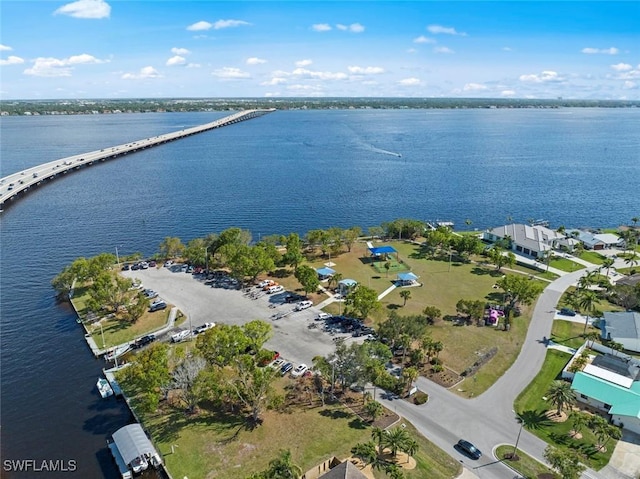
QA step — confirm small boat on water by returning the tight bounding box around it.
[105,344,131,362]
[97,377,114,398]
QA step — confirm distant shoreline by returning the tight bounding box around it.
[2,97,640,116]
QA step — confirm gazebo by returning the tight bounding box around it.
[316,267,336,280]
[368,245,398,259]
[337,278,357,295]
[397,272,419,286]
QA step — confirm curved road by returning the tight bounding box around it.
[377,261,630,479]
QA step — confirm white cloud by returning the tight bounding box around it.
[427,24,466,36]
[213,19,250,29]
[295,59,312,67]
[187,21,212,31]
[413,36,436,44]
[623,81,637,90]
[519,70,563,83]
[407,48,417,54]
[581,47,619,55]
[348,66,385,75]
[611,63,632,72]
[336,23,365,33]
[291,68,347,80]
[261,77,287,86]
[0,44,13,51]
[171,47,190,56]
[121,66,162,80]
[0,56,25,66]
[212,67,250,79]
[53,0,111,18]
[24,54,104,77]
[186,63,201,68]
[312,23,332,32]
[166,55,186,66]
[501,90,516,96]
[53,0,110,19]
[434,46,454,54]
[246,57,267,65]
[502,47,513,52]
[398,77,421,86]
[463,83,487,91]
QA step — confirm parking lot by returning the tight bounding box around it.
[121,266,363,367]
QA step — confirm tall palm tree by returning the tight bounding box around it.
[402,367,419,392]
[403,438,419,463]
[364,400,384,423]
[578,290,598,335]
[569,411,589,438]
[400,290,411,306]
[351,441,378,466]
[546,380,575,416]
[371,427,386,454]
[602,257,615,278]
[631,217,639,229]
[383,427,411,458]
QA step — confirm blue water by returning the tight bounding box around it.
[1,108,639,477]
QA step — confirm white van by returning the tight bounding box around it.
[267,285,284,294]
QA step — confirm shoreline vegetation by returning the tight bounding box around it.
[3,97,640,116]
[54,218,638,478]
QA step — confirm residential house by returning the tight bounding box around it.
[565,230,623,250]
[600,311,640,353]
[482,224,563,259]
[569,348,640,435]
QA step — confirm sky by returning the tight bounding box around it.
[0,1,638,100]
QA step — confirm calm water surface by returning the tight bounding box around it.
[1,108,639,477]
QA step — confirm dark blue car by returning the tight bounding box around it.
[457,439,482,460]
[280,362,293,376]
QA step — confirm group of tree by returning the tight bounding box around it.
[51,253,150,322]
[351,426,420,479]
[121,319,280,424]
[421,226,485,262]
[246,449,302,479]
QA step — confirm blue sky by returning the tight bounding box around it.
[1,1,638,100]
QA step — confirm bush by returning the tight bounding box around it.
[413,391,429,405]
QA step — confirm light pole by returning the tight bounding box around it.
[100,322,105,349]
[115,246,120,266]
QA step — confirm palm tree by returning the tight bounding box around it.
[546,380,575,416]
[584,330,600,347]
[625,252,639,269]
[331,273,343,292]
[364,400,384,423]
[267,449,302,479]
[384,463,405,479]
[600,424,623,451]
[399,290,411,306]
[403,438,419,463]
[351,441,378,466]
[578,289,598,335]
[431,341,443,361]
[602,257,615,278]
[569,411,589,438]
[632,217,639,229]
[371,427,386,454]
[609,341,624,356]
[402,366,419,392]
[383,427,411,458]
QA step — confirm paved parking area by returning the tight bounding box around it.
[121,267,357,367]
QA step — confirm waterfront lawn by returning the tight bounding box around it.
[514,350,615,470]
[307,241,543,397]
[86,307,174,348]
[140,397,460,479]
[495,445,559,479]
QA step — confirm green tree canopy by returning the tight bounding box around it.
[294,264,320,296]
[345,285,381,319]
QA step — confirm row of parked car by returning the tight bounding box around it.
[269,358,310,378]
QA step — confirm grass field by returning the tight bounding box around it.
[548,256,583,272]
[514,350,615,470]
[577,251,606,265]
[131,378,460,479]
[551,320,590,350]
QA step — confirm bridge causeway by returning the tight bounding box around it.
[0,108,275,211]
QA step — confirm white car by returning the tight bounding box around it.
[193,322,215,335]
[258,279,273,288]
[268,285,284,294]
[291,364,308,378]
[269,358,285,370]
[171,329,191,343]
[295,300,313,311]
[317,312,331,321]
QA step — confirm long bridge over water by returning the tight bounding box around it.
[0,108,275,211]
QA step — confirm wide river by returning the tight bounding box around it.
[0,108,638,477]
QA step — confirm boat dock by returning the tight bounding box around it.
[0,108,275,211]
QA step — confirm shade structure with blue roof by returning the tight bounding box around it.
[368,245,397,256]
[337,278,358,295]
[316,267,336,279]
[397,272,419,285]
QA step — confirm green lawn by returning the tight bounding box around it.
[126,378,459,479]
[514,350,615,470]
[495,445,559,479]
[577,251,606,265]
[86,307,175,347]
[551,320,590,350]
[549,257,583,273]
[509,263,559,281]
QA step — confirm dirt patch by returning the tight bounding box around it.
[545,410,569,423]
[421,366,462,388]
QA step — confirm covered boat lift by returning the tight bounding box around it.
[110,424,162,478]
